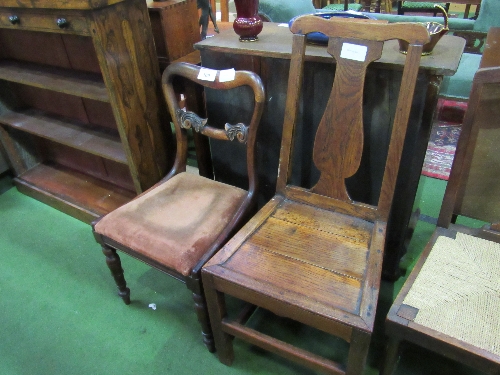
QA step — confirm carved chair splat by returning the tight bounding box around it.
[202,16,429,374]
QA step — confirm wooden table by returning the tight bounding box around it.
[194,22,465,279]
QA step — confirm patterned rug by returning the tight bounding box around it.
[421,99,467,180]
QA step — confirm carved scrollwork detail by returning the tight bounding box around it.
[225,123,248,143]
[176,109,207,133]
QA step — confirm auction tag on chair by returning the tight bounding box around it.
[340,43,367,62]
[219,68,236,82]
[198,68,217,81]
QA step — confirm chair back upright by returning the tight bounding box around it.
[162,62,265,198]
[437,65,500,232]
[279,16,430,223]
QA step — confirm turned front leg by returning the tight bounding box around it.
[193,291,215,352]
[102,245,130,305]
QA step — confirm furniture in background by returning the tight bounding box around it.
[450,0,497,54]
[211,0,229,22]
[440,27,500,102]
[397,0,482,18]
[397,1,450,16]
[194,23,464,280]
[382,44,500,375]
[202,16,430,375]
[147,0,214,177]
[0,0,171,223]
[463,0,480,18]
[372,0,497,54]
[321,1,364,12]
[92,62,265,352]
[148,0,201,71]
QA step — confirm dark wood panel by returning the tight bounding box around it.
[61,34,102,74]
[0,29,71,67]
[82,98,117,130]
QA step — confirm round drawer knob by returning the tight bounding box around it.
[8,15,20,25]
[56,18,69,28]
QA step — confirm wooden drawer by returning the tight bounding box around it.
[0,9,89,35]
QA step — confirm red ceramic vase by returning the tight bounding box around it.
[233,0,263,42]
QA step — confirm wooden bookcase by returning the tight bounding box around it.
[0,0,171,223]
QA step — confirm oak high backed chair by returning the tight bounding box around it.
[92,62,265,352]
[202,15,429,374]
[383,65,500,375]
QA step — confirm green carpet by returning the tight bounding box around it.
[0,173,485,375]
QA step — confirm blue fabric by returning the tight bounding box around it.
[258,0,316,23]
[473,0,500,32]
[288,11,376,44]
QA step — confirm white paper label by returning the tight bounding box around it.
[219,68,236,82]
[340,43,367,62]
[197,68,217,81]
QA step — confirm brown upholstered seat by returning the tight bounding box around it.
[92,62,265,353]
[94,172,246,276]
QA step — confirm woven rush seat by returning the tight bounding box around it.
[382,58,500,375]
[399,232,500,357]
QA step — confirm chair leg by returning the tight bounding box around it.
[102,245,130,305]
[346,329,371,375]
[192,291,215,353]
[380,337,402,375]
[202,273,235,365]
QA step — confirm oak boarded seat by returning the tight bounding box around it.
[202,16,430,375]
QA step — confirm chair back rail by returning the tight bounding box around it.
[277,17,429,222]
[162,62,265,195]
